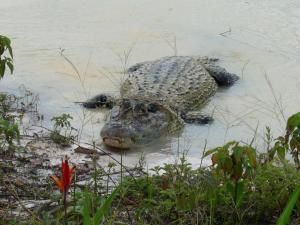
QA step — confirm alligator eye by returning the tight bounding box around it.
[133,103,148,115]
[95,94,107,103]
[147,103,159,113]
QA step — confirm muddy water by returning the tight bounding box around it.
[0,0,300,167]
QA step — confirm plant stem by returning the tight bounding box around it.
[107,168,110,195]
[234,180,238,205]
[73,170,76,212]
[120,153,123,196]
[63,193,67,225]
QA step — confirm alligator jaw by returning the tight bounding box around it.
[102,136,133,149]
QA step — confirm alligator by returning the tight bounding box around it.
[84,56,238,149]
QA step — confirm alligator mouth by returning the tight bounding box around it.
[102,136,132,149]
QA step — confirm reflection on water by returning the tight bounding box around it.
[0,0,300,167]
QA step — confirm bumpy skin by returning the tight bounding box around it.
[100,99,183,149]
[100,56,238,149]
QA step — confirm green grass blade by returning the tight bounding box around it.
[277,186,300,225]
[94,187,119,225]
[82,193,92,225]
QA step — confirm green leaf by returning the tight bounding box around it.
[6,61,14,74]
[0,61,5,78]
[176,194,188,210]
[226,182,235,199]
[277,186,300,225]
[232,164,243,181]
[245,147,257,168]
[217,151,228,165]
[236,181,245,207]
[1,35,11,46]
[268,147,276,161]
[277,146,286,161]
[82,193,92,225]
[94,187,119,225]
[203,148,219,157]
[232,146,244,161]
[223,157,233,173]
[287,112,300,131]
[7,45,13,59]
[211,153,219,165]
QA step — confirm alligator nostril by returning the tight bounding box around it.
[148,103,159,113]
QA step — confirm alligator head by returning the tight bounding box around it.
[100,99,183,149]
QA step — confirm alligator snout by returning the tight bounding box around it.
[100,122,134,149]
[102,137,132,149]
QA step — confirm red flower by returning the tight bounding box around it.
[51,157,75,194]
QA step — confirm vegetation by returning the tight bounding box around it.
[0,35,14,79]
[50,113,76,146]
[14,118,299,225]
[0,118,20,152]
[0,36,20,153]
[113,153,299,225]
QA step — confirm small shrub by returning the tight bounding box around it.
[111,143,299,225]
[0,94,10,119]
[0,35,14,79]
[284,112,300,168]
[115,156,218,225]
[50,113,75,146]
[245,163,300,224]
[277,185,300,225]
[50,130,72,147]
[0,119,20,152]
[205,141,256,206]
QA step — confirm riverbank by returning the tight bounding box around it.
[1,90,300,224]
[0,90,144,223]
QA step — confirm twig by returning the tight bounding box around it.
[249,122,259,147]
[264,73,286,123]
[200,139,208,168]
[241,60,250,79]
[219,27,232,37]
[2,174,41,224]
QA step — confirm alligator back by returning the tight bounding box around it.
[121,56,218,112]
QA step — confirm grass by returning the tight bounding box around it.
[2,90,300,224]
[108,152,300,225]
